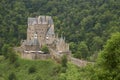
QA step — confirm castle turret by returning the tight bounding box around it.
[56,36,70,53]
[27,16,55,46]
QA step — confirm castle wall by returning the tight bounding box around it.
[27,25,35,41]
[25,45,40,51]
[22,52,51,60]
[56,38,70,52]
[46,25,55,45]
[35,24,48,46]
[27,24,51,46]
[46,36,55,45]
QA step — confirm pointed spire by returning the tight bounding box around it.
[61,34,63,40]
[56,33,58,40]
[63,36,65,41]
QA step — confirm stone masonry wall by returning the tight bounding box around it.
[21,52,51,60]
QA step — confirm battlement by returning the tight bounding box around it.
[28,16,53,26]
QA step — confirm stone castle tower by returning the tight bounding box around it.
[27,16,55,47]
[56,36,70,53]
[21,16,70,57]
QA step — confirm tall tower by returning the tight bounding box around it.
[27,16,55,47]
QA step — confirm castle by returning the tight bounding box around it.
[20,16,71,59]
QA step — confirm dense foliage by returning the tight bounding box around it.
[0,56,60,80]
[41,45,49,54]
[0,0,120,59]
[2,44,18,63]
[0,32,120,80]
[58,32,120,80]
[96,32,120,80]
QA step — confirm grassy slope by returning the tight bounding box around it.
[0,56,95,80]
[0,56,60,80]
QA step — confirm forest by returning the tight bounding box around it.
[0,0,120,80]
[0,0,120,60]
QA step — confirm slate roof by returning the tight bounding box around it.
[28,18,37,26]
[28,16,53,26]
[46,26,54,36]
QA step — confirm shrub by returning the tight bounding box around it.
[41,45,49,54]
[51,65,61,76]
[28,65,36,74]
[8,50,18,64]
[8,72,17,80]
[60,67,67,73]
[2,44,18,63]
[35,76,43,80]
[2,44,10,59]
[14,61,20,68]
[61,55,67,68]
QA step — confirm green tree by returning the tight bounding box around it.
[2,44,18,63]
[41,45,49,54]
[69,42,77,54]
[2,44,10,59]
[8,48,18,64]
[75,41,89,59]
[61,55,67,68]
[97,32,120,80]
[59,64,80,80]
[28,65,36,74]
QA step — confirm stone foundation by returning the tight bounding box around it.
[21,52,51,60]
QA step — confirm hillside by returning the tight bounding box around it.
[0,56,60,80]
[0,32,120,80]
[0,0,120,60]
[0,55,90,80]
